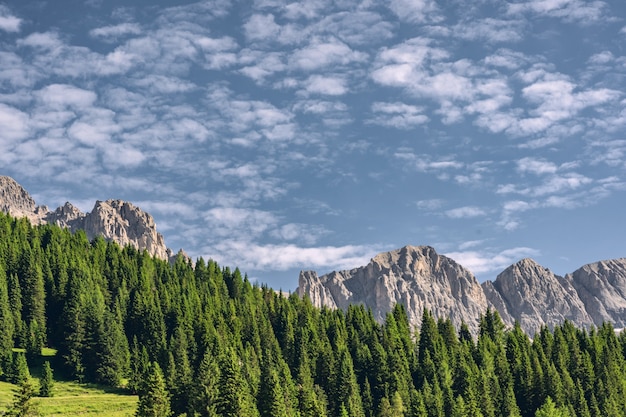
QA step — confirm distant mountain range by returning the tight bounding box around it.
[298,245,626,335]
[2,175,625,335]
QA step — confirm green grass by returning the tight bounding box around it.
[0,365,138,416]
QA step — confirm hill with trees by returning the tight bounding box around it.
[0,212,626,416]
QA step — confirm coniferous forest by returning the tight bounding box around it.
[1,212,626,417]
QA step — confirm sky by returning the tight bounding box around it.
[1,0,626,291]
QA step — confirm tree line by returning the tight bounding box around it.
[0,212,625,416]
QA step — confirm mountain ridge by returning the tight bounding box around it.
[0,175,176,262]
[3,175,626,336]
[299,246,626,335]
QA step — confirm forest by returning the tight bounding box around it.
[0,211,625,417]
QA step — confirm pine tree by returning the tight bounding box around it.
[216,349,259,417]
[6,377,40,417]
[10,352,30,385]
[534,397,570,417]
[135,361,172,417]
[38,361,54,397]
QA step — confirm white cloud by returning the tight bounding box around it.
[289,37,368,71]
[244,14,282,42]
[368,102,429,129]
[445,247,540,276]
[0,6,21,33]
[89,23,142,41]
[445,206,487,219]
[204,207,278,239]
[303,75,348,95]
[448,18,525,43]
[315,11,394,46]
[396,151,464,175]
[388,0,442,23]
[0,103,30,142]
[36,84,97,109]
[416,199,444,210]
[507,0,607,23]
[516,157,558,175]
[205,241,382,272]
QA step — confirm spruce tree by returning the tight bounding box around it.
[6,377,40,417]
[135,361,172,417]
[534,397,570,417]
[10,352,30,385]
[38,361,53,397]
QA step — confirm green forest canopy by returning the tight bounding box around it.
[0,212,625,417]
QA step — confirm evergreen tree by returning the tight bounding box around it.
[38,361,54,397]
[10,352,30,385]
[216,349,259,417]
[534,397,570,417]
[0,264,14,375]
[6,377,40,417]
[135,361,171,417]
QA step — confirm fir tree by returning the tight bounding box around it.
[38,361,53,397]
[6,377,40,417]
[135,361,171,417]
[534,397,570,417]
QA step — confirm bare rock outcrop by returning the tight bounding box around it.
[0,176,172,261]
[0,176,48,225]
[298,245,488,335]
[83,200,171,261]
[484,258,593,335]
[568,259,626,328]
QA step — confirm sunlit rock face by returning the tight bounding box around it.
[0,175,172,261]
[568,259,626,329]
[484,258,594,335]
[0,176,48,225]
[298,245,489,335]
[299,245,626,337]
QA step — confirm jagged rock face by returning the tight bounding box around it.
[0,176,172,261]
[47,202,86,229]
[83,200,171,261]
[485,258,593,335]
[568,259,626,328]
[0,176,47,224]
[298,245,488,335]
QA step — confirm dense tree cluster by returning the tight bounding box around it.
[1,212,626,416]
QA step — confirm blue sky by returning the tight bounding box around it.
[1,0,625,290]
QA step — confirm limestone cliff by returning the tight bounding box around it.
[568,259,626,328]
[0,176,172,261]
[483,258,593,335]
[298,245,488,335]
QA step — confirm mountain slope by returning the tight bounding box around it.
[0,176,172,261]
[483,258,593,334]
[298,245,488,335]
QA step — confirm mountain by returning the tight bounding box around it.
[568,259,626,329]
[299,245,626,336]
[297,245,488,335]
[0,176,174,261]
[483,258,593,332]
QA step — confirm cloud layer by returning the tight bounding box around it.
[1,0,625,288]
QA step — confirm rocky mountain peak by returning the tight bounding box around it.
[298,245,488,335]
[484,257,593,334]
[568,258,626,328]
[0,176,47,224]
[0,176,173,262]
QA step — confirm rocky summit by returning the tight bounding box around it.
[483,258,593,332]
[300,246,626,336]
[0,176,173,261]
[298,245,488,335]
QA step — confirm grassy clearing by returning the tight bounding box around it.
[0,371,137,416]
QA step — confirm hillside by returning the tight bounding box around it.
[0,211,625,416]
